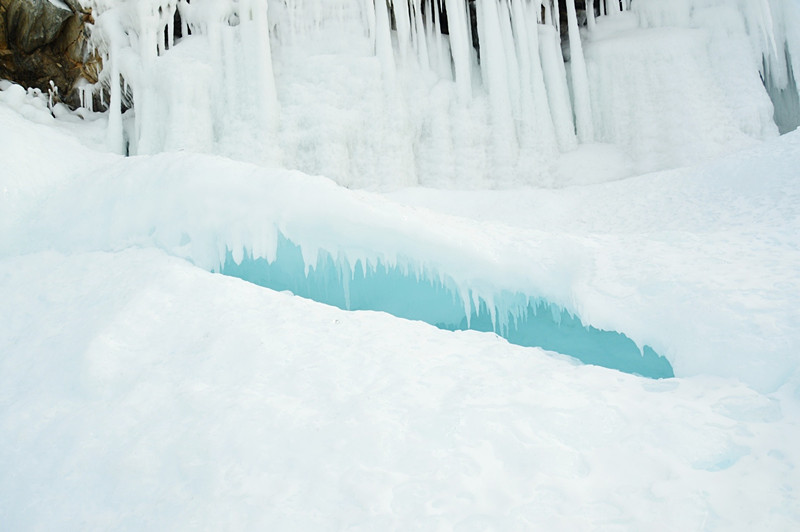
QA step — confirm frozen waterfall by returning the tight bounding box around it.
[84,0,800,186]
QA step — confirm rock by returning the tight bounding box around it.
[0,0,99,109]
[5,0,72,54]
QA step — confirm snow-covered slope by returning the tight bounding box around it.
[2,98,798,391]
[1,248,798,531]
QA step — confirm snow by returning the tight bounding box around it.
[2,81,799,390]
[1,248,799,530]
[48,0,70,10]
[2,0,800,528]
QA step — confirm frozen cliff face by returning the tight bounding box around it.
[81,0,799,187]
[633,0,800,135]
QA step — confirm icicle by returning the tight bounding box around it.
[498,0,521,121]
[430,0,449,79]
[539,23,578,151]
[179,0,189,38]
[477,0,519,180]
[475,0,517,162]
[107,45,125,154]
[552,0,561,34]
[587,0,596,32]
[392,0,412,63]
[426,0,438,69]
[363,0,376,40]
[511,0,558,155]
[566,0,594,143]
[443,0,473,102]
[413,1,430,71]
[167,3,175,50]
[375,0,397,88]
[243,0,279,133]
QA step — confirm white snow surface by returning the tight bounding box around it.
[1,247,798,530]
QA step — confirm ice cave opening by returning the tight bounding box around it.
[219,234,674,379]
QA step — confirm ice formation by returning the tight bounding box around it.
[81,0,800,186]
[220,234,673,378]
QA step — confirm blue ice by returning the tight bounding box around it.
[220,234,674,379]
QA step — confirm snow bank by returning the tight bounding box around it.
[2,106,799,390]
[0,248,798,530]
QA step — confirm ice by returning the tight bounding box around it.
[584,13,775,172]
[539,22,579,152]
[634,0,800,132]
[0,248,797,530]
[220,233,673,378]
[565,0,594,143]
[443,0,473,103]
[78,0,800,185]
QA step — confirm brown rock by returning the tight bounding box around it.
[5,0,72,54]
[0,0,99,109]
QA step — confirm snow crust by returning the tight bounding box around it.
[79,0,798,187]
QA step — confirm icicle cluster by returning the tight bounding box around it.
[85,0,278,155]
[81,0,800,186]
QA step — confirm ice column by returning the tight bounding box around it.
[443,0,473,102]
[240,0,279,132]
[510,0,558,156]
[539,23,578,151]
[106,37,125,154]
[133,2,164,155]
[391,0,412,63]
[476,0,519,167]
[428,0,450,79]
[587,0,596,31]
[566,0,594,142]
[412,2,430,70]
[375,0,397,88]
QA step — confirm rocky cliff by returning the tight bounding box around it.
[0,0,98,108]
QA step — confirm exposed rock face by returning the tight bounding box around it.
[0,0,99,108]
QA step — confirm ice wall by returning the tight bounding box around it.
[83,0,800,186]
[632,0,800,135]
